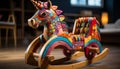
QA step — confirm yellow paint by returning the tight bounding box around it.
[85,36,91,44]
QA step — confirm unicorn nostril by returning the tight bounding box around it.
[29,19,35,24]
[28,19,35,27]
[31,19,35,24]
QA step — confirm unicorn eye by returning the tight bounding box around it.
[41,12,46,16]
[39,12,48,17]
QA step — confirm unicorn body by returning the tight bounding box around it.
[28,0,67,41]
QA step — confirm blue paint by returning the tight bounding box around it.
[39,34,43,42]
[78,37,80,41]
[49,13,53,17]
[55,16,59,20]
[85,39,103,52]
[40,36,73,58]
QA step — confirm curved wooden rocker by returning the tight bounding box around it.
[25,36,40,66]
[46,48,109,69]
[25,35,45,66]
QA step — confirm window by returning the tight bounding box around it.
[70,0,103,7]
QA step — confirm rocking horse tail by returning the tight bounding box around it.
[37,35,73,67]
[25,34,46,66]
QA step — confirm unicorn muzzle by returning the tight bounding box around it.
[28,19,40,28]
[28,19,36,26]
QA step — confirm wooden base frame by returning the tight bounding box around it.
[42,48,109,69]
[25,35,109,69]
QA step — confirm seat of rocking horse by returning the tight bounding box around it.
[72,17,90,38]
[72,17,101,42]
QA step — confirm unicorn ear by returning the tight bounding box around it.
[46,1,52,9]
[52,5,58,10]
[55,10,63,15]
[44,2,48,8]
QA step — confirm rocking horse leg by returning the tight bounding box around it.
[25,35,46,66]
[41,55,55,69]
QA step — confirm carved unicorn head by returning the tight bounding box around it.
[28,0,68,39]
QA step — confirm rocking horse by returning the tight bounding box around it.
[25,0,109,69]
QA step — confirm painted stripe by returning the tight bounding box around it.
[46,41,72,56]
[85,39,103,52]
[42,36,73,58]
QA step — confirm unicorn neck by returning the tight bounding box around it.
[45,17,65,38]
[46,18,60,34]
[43,9,67,39]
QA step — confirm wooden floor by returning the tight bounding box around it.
[0,44,120,69]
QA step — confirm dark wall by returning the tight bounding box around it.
[102,0,120,23]
[103,0,114,23]
[51,0,102,14]
[113,0,120,22]
[51,0,120,23]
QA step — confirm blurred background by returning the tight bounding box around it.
[0,0,120,69]
[0,0,120,47]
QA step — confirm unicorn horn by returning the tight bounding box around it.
[31,0,42,9]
